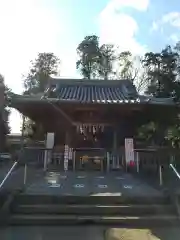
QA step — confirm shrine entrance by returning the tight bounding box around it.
[73,148,106,171]
[72,124,106,171]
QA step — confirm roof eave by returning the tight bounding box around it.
[9,93,178,109]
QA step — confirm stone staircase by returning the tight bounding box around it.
[1,193,179,227]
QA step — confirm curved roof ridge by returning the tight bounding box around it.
[49,77,134,86]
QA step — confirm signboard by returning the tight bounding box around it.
[46,133,54,149]
[125,138,134,165]
[69,148,72,160]
[44,133,54,170]
[64,145,69,171]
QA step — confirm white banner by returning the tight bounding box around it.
[125,138,134,165]
[44,132,54,170]
[69,148,72,160]
[46,133,54,149]
[64,145,69,171]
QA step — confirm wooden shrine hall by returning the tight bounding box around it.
[10,78,177,171]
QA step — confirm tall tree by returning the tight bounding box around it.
[23,52,60,139]
[137,45,180,147]
[24,52,60,94]
[0,75,10,151]
[98,44,117,80]
[76,35,117,80]
[76,35,100,79]
[116,52,148,93]
[142,46,178,97]
[117,51,135,79]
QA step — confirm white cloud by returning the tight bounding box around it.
[162,12,180,27]
[98,0,149,55]
[0,0,79,133]
[2,0,150,133]
[0,0,64,92]
[150,21,159,32]
[169,34,179,43]
[150,12,180,34]
[104,0,149,12]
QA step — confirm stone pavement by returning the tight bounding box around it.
[0,164,44,191]
[0,163,164,197]
[25,171,163,197]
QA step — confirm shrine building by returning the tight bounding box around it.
[9,78,177,171]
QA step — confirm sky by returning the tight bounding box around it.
[1,0,180,133]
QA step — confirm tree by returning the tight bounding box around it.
[97,44,117,80]
[142,46,178,97]
[76,35,100,79]
[24,52,60,94]
[76,35,118,80]
[137,45,180,147]
[23,52,60,139]
[0,74,10,151]
[117,51,134,79]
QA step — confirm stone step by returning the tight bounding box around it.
[14,194,171,205]
[8,214,180,227]
[13,204,175,216]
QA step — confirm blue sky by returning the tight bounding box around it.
[0,0,180,132]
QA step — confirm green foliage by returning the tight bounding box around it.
[166,124,180,148]
[98,44,117,79]
[76,35,100,79]
[118,51,133,79]
[76,35,117,80]
[24,52,60,94]
[137,44,180,147]
[16,36,180,147]
[22,117,45,140]
[76,35,148,91]
[23,52,60,139]
[142,45,178,97]
[0,74,10,151]
[137,122,158,144]
[0,74,10,134]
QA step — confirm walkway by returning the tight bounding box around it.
[25,171,163,197]
[0,162,164,197]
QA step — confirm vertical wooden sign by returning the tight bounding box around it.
[125,138,134,166]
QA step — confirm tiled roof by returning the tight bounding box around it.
[9,79,176,107]
[139,95,175,105]
[48,79,140,104]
